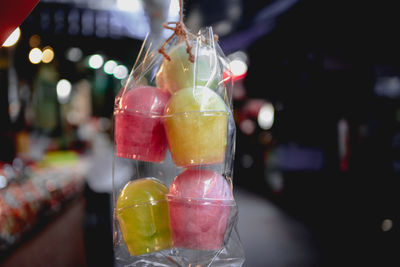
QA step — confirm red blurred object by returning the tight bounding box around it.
[7,183,36,227]
[223,69,247,83]
[0,0,40,45]
[0,194,20,237]
[236,99,267,124]
[222,70,233,84]
[242,99,267,118]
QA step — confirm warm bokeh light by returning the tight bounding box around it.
[57,79,72,104]
[113,65,129,80]
[257,102,274,130]
[29,48,43,64]
[29,34,41,47]
[88,54,104,69]
[381,219,393,232]
[104,60,117,75]
[42,46,55,63]
[2,27,21,47]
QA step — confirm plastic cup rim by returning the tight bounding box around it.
[166,194,235,206]
[114,108,229,118]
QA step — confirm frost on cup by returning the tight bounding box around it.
[167,169,233,250]
[164,86,228,167]
[114,86,171,162]
[116,178,172,256]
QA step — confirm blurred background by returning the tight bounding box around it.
[1,0,400,266]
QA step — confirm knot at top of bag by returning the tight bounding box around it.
[157,0,218,64]
[158,20,194,63]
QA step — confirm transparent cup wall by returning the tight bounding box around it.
[112,28,245,267]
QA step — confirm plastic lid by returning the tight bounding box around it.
[116,178,169,210]
[165,86,228,115]
[168,169,233,201]
[117,86,171,116]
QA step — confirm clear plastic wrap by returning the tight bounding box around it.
[112,26,244,266]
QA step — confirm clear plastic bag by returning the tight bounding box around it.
[113,27,244,267]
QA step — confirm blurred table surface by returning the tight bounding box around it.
[0,197,87,267]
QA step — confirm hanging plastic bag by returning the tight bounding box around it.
[112,2,245,266]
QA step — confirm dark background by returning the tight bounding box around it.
[1,0,400,266]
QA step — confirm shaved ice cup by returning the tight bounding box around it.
[112,27,244,267]
[167,168,234,251]
[114,86,170,162]
[164,110,229,167]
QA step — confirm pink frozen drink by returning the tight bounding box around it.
[115,86,170,162]
[167,169,233,250]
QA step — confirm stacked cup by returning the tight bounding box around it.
[114,85,173,255]
[158,41,234,250]
[113,29,236,262]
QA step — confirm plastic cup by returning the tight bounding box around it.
[116,178,172,255]
[164,111,228,166]
[167,169,233,250]
[115,111,168,162]
[114,86,170,162]
[163,87,228,167]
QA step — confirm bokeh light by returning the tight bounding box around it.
[113,65,129,80]
[88,54,104,69]
[230,59,248,78]
[257,103,275,130]
[42,46,55,63]
[29,34,41,47]
[66,47,83,62]
[2,27,21,47]
[381,219,393,232]
[29,48,43,64]
[117,0,142,12]
[57,79,72,104]
[104,60,118,75]
[240,119,256,135]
